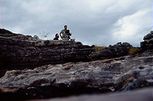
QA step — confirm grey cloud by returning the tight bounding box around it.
[0,0,153,46]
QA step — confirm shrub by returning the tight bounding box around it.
[94,46,106,52]
[128,47,140,55]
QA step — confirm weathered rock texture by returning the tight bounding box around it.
[0,29,153,101]
[141,31,153,50]
[0,28,94,69]
[0,29,135,70]
[0,54,153,100]
[90,42,133,60]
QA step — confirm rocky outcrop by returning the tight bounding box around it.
[0,29,135,70]
[90,42,133,60]
[0,28,153,101]
[141,31,153,50]
[0,55,153,100]
[0,28,34,41]
[0,29,94,69]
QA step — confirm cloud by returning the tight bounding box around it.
[0,0,152,46]
[112,8,153,46]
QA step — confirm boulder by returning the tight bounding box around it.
[0,28,15,37]
[143,31,153,40]
[0,55,153,100]
[90,42,132,60]
[0,29,94,70]
[141,31,153,50]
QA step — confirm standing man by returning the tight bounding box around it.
[60,25,71,41]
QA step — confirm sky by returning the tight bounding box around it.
[0,0,153,46]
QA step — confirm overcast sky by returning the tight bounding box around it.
[0,0,153,46]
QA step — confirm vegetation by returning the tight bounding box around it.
[128,47,140,55]
[94,45,106,52]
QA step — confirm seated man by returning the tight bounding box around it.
[53,33,59,40]
[60,25,71,41]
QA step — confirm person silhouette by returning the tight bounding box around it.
[53,33,59,40]
[60,25,71,41]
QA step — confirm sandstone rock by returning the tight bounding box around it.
[90,42,132,60]
[1,28,153,101]
[0,29,94,70]
[0,55,153,100]
[143,31,153,40]
[141,31,153,50]
[0,28,15,37]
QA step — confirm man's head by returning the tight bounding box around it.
[64,25,67,29]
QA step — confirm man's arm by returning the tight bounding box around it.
[59,30,63,37]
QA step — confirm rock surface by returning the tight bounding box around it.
[0,29,134,70]
[90,42,133,59]
[141,31,153,50]
[0,54,153,100]
[0,29,153,101]
[0,28,94,69]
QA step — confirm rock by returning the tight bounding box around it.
[141,31,153,50]
[143,31,153,40]
[108,42,132,57]
[90,42,133,60]
[0,28,34,41]
[116,65,153,91]
[0,29,94,70]
[0,55,153,100]
[0,28,153,101]
[0,28,15,37]
[0,29,135,70]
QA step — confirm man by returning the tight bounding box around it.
[60,25,71,41]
